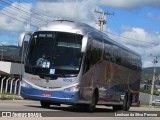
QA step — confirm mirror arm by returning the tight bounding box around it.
[19,31,32,47]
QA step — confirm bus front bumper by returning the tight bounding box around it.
[21,86,81,104]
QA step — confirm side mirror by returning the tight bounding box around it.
[81,36,88,53]
[19,31,32,47]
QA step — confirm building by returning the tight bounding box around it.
[0,45,24,76]
[0,45,25,95]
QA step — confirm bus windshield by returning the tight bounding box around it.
[25,31,83,75]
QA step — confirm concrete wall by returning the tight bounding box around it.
[0,61,24,75]
[10,62,24,75]
[139,92,160,104]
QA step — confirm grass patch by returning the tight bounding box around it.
[140,103,152,107]
[0,93,23,100]
[140,103,160,108]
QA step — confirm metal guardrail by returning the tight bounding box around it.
[0,77,6,94]
[0,76,21,95]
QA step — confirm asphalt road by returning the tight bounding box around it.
[0,100,160,120]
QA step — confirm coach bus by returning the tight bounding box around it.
[20,20,141,112]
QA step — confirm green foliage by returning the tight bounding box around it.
[140,87,159,95]
[141,67,160,96]
[0,93,22,100]
[141,67,160,83]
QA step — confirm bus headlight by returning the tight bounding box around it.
[21,80,32,88]
[64,84,79,92]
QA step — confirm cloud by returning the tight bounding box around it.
[35,0,100,22]
[120,27,159,47]
[143,60,153,68]
[0,2,33,35]
[100,0,160,9]
[146,45,160,56]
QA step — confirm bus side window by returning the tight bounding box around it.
[83,50,91,73]
[90,39,103,65]
[83,36,103,74]
[113,50,121,64]
[104,44,112,62]
[111,45,121,64]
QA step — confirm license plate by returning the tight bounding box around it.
[42,93,51,97]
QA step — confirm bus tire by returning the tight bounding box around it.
[123,93,130,111]
[40,101,50,108]
[88,92,97,112]
[123,93,128,111]
[127,94,132,109]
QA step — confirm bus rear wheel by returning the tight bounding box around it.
[40,101,50,108]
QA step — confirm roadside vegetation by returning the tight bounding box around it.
[0,93,23,100]
[141,67,160,96]
[140,103,160,108]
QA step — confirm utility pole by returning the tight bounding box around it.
[149,56,158,106]
[94,9,114,31]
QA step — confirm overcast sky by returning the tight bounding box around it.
[0,0,160,68]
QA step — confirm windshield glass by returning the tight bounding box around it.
[25,31,83,75]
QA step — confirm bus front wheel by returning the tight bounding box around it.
[123,93,131,111]
[40,101,50,108]
[87,92,97,112]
